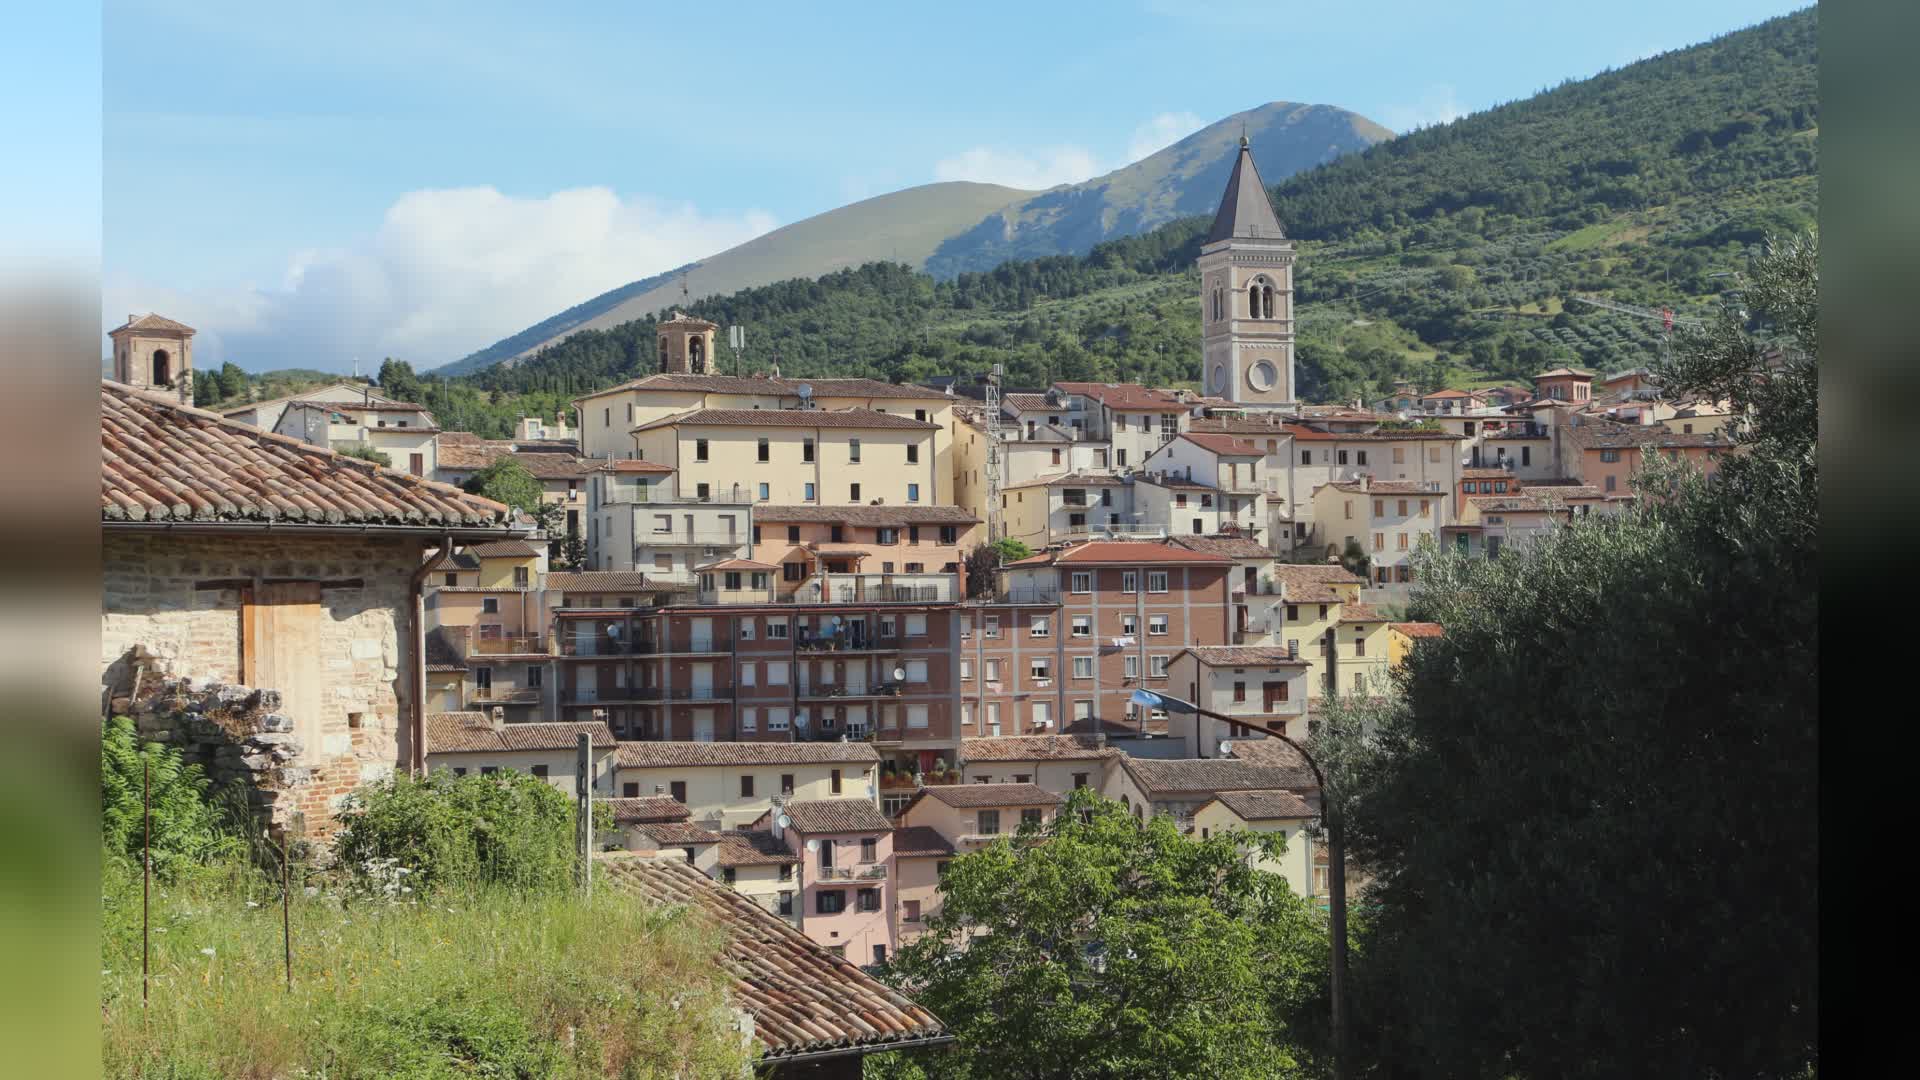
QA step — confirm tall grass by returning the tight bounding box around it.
[100,855,754,1078]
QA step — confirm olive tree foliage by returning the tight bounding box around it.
[872,789,1329,1080]
[1337,235,1817,1079]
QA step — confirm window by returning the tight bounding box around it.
[1071,615,1091,638]
[481,597,499,614]
[819,838,836,869]
[1030,615,1050,638]
[907,444,919,464]
[849,482,861,502]
[1398,533,1409,551]
[1150,655,1169,678]
[1121,614,1136,636]
[939,525,958,544]
[802,438,815,463]
[1070,571,1092,594]
[848,439,861,463]
[443,572,457,587]
[623,782,640,797]
[767,619,789,639]
[960,659,973,681]
[907,483,920,502]
[1124,655,1139,679]
[1233,681,1247,702]
[1358,450,1369,466]
[1522,446,1533,467]
[776,891,795,916]
[905,659,928,682]
[767,661,790,686]
[1022,808,1044,829]
[983,616,1000,639]
[1374,532,1385,552]
[695,439,710,462]
[1356,634,1368,657]
[669,781,687,803]
[531,764,549,779]
[1030,657,1051,680]
[1148,614,1168,636]
[904,899,922,922]
[1393,446,1405,464]
[1600,448,1621,463]
[937,860,952,878]
[907,705,929,729]
[740,708,757,733]
[977,810,1001,836]
[1147,572,1169,593]
[1073,772,1090,789]
[986,659,1003,682]
[1175,493,1188,509]
[906,613,927,636]
[859,888,881,913]
[767,708,791,731]
[1073,656,1094,678]
[1121,571,1137,594]
[816,891,846,915]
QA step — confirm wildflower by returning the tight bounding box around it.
[200,948,216,957]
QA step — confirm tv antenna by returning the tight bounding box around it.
[729,324,745,377]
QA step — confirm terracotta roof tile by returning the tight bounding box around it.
[1181,645,1308,667]
[590,459,677,474]
[617,741,880,769]
[109,312,196,334]
[1008,541,1233,567]
[1338,604,1389,624]
[780,798,894,834]
[102,382,519,531]
[1221,737,1311,769]
[425,713,615,753]
[1003,393,1066,413]
[1000,471,1130,491]
[599,855,946,1057]
[1122,755,1316,796]
[1177,432,1266,457]
[464,539,541,558]
[633,408,937,433]
[1171,536,1272,559]
[636,821,726,846]
[605,797,692,824]
[961,735,1114,763]
[1391,622,1444,639]
[1208,788,1316,821]
[546,571,657,593]
[751,504,979,526]
[1053,382,1181,410]
[917,783,1061,808]
[890,826,957,858]
[715,830,799,866]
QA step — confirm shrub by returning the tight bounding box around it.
[333,769,585,893]
[99,715,243,881]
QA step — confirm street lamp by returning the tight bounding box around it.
[1130,688,1351,1080]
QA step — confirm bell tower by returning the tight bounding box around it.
[108,313,196,405]
[1198,136,1296,410]
[656,311,720,376]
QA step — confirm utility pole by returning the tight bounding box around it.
[575,733,592,896]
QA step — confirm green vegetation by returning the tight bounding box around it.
[460,455,543,515]
[1336,235,1817,1077]
[100,716,244,881]
[334,441,393,467]
[871,788,1328,1079]
[334,769,599,894]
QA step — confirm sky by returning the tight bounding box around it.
[94,0,1808,373]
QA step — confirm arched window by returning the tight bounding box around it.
[689,336,705,370]
[152,349,171,386]
[1249,283,1261,319]
[658,340,669,371]
[1263,285,1276,319]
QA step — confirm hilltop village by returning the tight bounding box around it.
[100,137,1737,1073]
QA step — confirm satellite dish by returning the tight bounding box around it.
[796,383,813,403]
[892,666,907,682]
[1218,741,1233,757]
[805,838,820,853]
[830,614,843,626]
[775,814,791,830]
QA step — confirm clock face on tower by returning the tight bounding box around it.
[1248,360,1279,393]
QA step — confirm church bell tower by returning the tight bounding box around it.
[656,311,720,376]
[1198,136,1296,409]
[109,313,196,405]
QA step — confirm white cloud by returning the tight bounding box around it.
[105,186,776,372]
[1127,111,1205,162]
[932,145,1105,192]
[1378,84,1466,134]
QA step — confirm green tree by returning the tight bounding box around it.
[99,715,243,880]
[1342,236,1817,1078]
[216,361,250,401]
[988,537,1032,562]
[376,357,423,403]
[462,456,543,515]
[876,789,1327,1079]
[334,442,392,467]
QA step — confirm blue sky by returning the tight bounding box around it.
[96,0,1807,371]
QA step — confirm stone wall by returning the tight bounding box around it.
[102,530,425,839]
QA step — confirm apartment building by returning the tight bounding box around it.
[1448,484,1614,558]
[1052,382,1186,470]
[891,825,958,945]
[612,740,880,829]
[1307,478,1449,585]
[998,472,1150,546]
[708,830,803,924]
[957,734,1117,796]
[1190,789,1318,897]
[1268,565,1392,702]
[434,434,591,534]
[1566,420,1729,495]
[1139,432,1269,541]
[1167,645,1310,749]
[1533,366,1596,403]
[749,798,897,965]
[960,541,1235,742]
[1387,622,1443,669]
[585,457,753,578]
[748,505,980,597]
[426,540,552,718]
[1456,466,1522,516]
[422,711,617,794]
[1104,755,1316,829]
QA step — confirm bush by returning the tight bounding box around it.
[333,770,585,893]
[334,441,393,467]
[99,715,244,881]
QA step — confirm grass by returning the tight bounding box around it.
[101,855,752,1079]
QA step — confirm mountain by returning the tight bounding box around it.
[438,102,1388,375]
[923,102,1391,277]
[331,9,1812,440]
[433,180,1035,376]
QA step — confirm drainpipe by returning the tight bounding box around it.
[410,533,453,775]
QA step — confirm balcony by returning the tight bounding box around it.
[641,531,751,547]
[467,686,542,705]
[795,632,900,654]
[984,585,1061,605]
[558,686,659,704]
[813,865,888,882]
[789,573,959,605]
[1062,523,1170,540]
[797,682,905,701]
[603,485,756,507]
[467,633,547,656]
[557,636,726,657]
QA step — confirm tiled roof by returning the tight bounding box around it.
[1272,564,1364,586]
[1221,737,1311,770]
[794,377,950,401]
[1324,481,1444,496]
[1181,646,1308,667]
[715,830,799,866]
[1420,388,1475,399]
[633,408,937,433]
[1177,432,1266,457]
[1129,473,1213,491]
[1171,536,1272,559]
[465,539,541,558]
[1189,417,1317,439]
[546,571,657,593]
[580,372,950,403]
[751,504,979,526]
[430,551,481,571]
[1001,471,1129,491]
[1123,755,1316,796]
[1566,421,1725,450]
[781,798,895,834]
[917,783,1061,808]
[635,821,726,846]
[605,797,692,824]
[1003,393,1066,413]
[962,735,1113,762]
[102,382,519,531]
[426,713,615,754]
[590,458,678,474]
[1338,604,1388,624]
[1209,788,1316,821]
[109,312,196,334]
[292,399,432,413]
[598,855,947,1058]
[1007,541,1233,567]
[1052,382,1181,410]
[511,453,591,480]
[1064,716,1158,737]
[616,741,880,769]
[694,558,779,571]
[1461,467,1515,479]
[423,627,467,672]
[1533,367,1594,380]
[1471,494,1568,515]
[217,383,392,416]
[1391,622,1444,639]
[891,826,958,858]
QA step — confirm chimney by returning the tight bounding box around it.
[489,706,505,731]
[1358,473,1371,492]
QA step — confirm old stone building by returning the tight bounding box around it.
[101,381,527,839]
[108,313,196,405]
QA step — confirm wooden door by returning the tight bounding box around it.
[243,583,324,762]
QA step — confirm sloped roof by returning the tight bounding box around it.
[632,408,936,433]
[1052,382,1181,410]
[1533,367,1595,380]
[617,741,880,769]
[590,458,678,474]
[781,798,895,834]
[1181,646,1308,667]
[425,713,615,754]
[715,830,800,866]
[1122,755,1315,796]
[1391,622,1445,639]
[1208,788,1316,822]
[598,855,947,1059]
[1221,737,1312,770]
[1206,137,1286,243]
[1171,536,1272,559]
[1008,541,1233,567]
[962,734,1113,763]
[891,826,958,858]
[1001,471,1130,491]
[916,783,1061,809]
[604,796,692,824]
[109,312,196,335]
[635,821,726,846]
[465,539,541,559]
[1177,432,1266,457]
[752,504,978,526]
[1003,393,1066,413]
[1338,603,1389,624]
[101,382,519,532]
[546,571,656,593]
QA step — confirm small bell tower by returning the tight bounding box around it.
[656,311,720,375]
[109,313,196,404]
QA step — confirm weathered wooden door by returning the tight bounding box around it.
[242,582,324,762]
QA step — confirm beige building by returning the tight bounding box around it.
[612,741,881,829]
[710,829,803,924]
[1167,646,1310,753]
[897,783,1062,852]
[1266,565,1392,705]
[223,383,442,478]
[1190,788,1318,897]
[957,734,1118,797]
[108,313,195,405]
[999,472,1152,546]
[1307,478,1448,585]
[1103,755,1316,832]
[423,711,617,794]
[891,825,958,944]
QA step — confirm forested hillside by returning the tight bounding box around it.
[216,9,1814,437]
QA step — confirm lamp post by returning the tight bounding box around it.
[1130,688,1349,1080]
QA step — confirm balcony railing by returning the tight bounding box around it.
[641,531,751,546]
[984,585,1061,605]
[558,686,658,704]
[468,687,542,704]
[557,637,725,656]
[1062,523,1170,540]
[602,485,756,507]
[467,634,547,655]
[795,632,900,653]
[797,682,905,700]
[813,865,888,882]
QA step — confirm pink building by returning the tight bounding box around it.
[753,797,897,967]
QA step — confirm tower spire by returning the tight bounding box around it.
[1207,134,1284,244]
